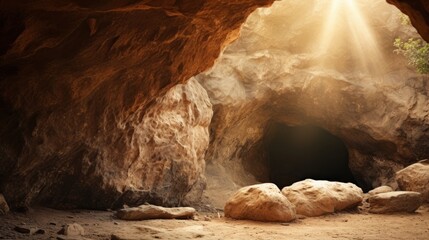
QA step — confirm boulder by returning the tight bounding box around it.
[368,186,394,195]
[0,194,9,215]
[224,183,296,222]
[396,160,429,202]
[368,191,422,213]
[281,179,364,217]
[116,204,196,221]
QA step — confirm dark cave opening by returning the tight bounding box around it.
[266,123,358,189]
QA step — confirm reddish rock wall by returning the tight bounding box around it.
[0,0,273,209]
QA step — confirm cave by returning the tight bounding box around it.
[266,123,356,189]
[1,0,429,239]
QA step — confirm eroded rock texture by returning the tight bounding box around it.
[224,183,296,222]
[396,160,429,202]
[198,0,429,205]
[368,191,423,213]
[116,204,196,220]
[0,0,275,209]
[0,0,428,210]
[387,0,429,41]
[282,179,363,217]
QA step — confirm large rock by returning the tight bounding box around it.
[282,179,364,217]
[0,194,9,215]
[2,78,213,209]
[116,204,196,220]
[396,160,429,202]
[0,0,274,209]
[117,78,213,207]
[368,191,423,213]
[224,183,296,222]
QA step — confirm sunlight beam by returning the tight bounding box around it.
[316,0,387,78]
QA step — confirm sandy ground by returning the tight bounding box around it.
[1,205,428,240]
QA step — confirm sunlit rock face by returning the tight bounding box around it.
[0,0,273,209]
[387,0,429,41]
[197,0,429,205]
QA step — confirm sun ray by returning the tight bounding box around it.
[316,0,387,78]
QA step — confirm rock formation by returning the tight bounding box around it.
[282,179,363,217]
[0,0,429,210]
[116,204,196,220]
[396,160,429,202]
[224,183,296,222]
[0,1,275,209]
[368,191,423,213]
[198,0,429,205]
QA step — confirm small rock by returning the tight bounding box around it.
[368,186,394,195]
[116,204,196,221]
[224,183,296,222]
[57,223,85,236]
[14,226,31,234]
[34,228,46,235]
[396,160,429,202]
[368,191,423,213]
[282,179,364,217]
[0,194,10,215]
[50,222,57,226]
[113,222,119,225]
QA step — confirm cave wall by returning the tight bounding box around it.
[0,0,273,209]
[197,0,429,203]
[387,0,429,41]
[0,0,429,210]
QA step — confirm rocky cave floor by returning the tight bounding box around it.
[0,205,428,240]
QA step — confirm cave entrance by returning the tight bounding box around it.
[266,123,357,189]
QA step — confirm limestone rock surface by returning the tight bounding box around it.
[0,194,9,215]
[282,179,364,217]
[396,160,429,202]
[197,0,429,207]
[0,0,273,209]
[368,191,422,213]
[118,78,213,207]
[1,77,213,209]
[224,183,296,222]
[116,204,196,221]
